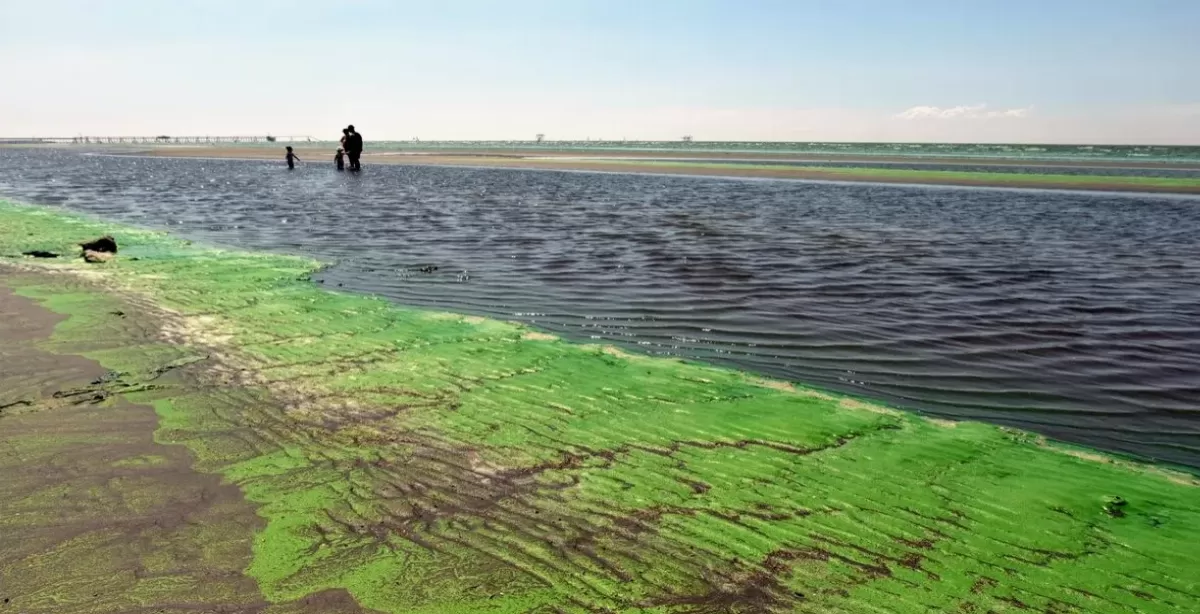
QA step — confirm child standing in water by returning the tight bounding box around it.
[335,148,345,171]
[285,146,300,170]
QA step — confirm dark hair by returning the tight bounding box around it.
[286,146,293,151]
[343,128,349,134]
[347,125,355,131]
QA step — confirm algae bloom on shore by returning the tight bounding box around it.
[2,198,1199,613]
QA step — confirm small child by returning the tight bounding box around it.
[286,146,300,170]
[335,148,345,171]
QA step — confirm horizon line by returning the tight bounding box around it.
[3,137,1200,148]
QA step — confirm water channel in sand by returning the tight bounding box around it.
[2,148,1198,468]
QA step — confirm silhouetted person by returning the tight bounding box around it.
[335,148,345,171]
[285,146,300,170]
[346,125,363,171]
[340,128,350,153]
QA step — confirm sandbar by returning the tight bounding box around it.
[111,145,1200,193]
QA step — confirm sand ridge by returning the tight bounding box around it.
[107,145,1200,193]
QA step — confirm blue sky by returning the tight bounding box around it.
[1,0,1197,142]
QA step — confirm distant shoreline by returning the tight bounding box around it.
[9,144,1200,193]
[85,143,1200,167]
[104,146,1200,194]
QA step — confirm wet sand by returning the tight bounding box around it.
[0,278,259,613]
[129,146,1200,193]
[0,271,368,614]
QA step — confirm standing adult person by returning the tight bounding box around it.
[346,125,364,171]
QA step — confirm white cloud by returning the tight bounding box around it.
[896,104,1032,120]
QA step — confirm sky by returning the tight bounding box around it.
[1,0,1198,143]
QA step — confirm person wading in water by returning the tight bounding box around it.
[345,125,363,171]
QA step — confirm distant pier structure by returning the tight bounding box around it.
[0,135,315,145]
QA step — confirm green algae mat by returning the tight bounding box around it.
[538,158,1200,192]
[1,199,1198,613]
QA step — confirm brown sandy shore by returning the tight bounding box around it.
[120,146,1200,194]
[131,146,1200,169]
[0,268,369,614]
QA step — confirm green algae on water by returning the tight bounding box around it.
[545,158,1200,190]
[2,198,1200,613]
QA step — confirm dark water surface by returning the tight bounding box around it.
[3,149,1199,469]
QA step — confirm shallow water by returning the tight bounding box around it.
[3,149,1199,469]
[318,140,1200,163]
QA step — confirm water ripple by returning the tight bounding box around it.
[2,149,1199,469]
